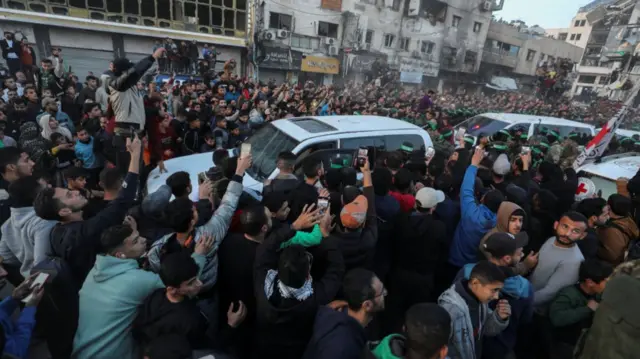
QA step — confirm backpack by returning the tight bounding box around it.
[607,220,640,261]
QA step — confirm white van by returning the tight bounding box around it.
[455,113,596,144]
[577,153,640,199]
[146,115,433,201]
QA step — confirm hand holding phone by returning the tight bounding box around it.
[240,143,251,158]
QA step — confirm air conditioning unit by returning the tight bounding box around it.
[481,0,492,11]
[328,46,339,56]
[276,29,290,39]
[324,37,336,46]
[262,30,277,41]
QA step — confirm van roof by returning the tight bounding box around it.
[272,116,420,141]
[578,153,640,181]
[479,113,595,129]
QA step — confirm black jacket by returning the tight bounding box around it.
[49,172,138,286]
[334,186,378,272]
[133,288,207,351]
[262,176,300,198]
[77,86,96,105]
[302,306,366,359]
[287,181,320,223]
[0,39,20,60]
[253,226,344,359]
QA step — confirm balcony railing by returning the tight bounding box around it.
[481,49,518,68]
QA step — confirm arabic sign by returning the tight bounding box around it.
[260,47,302,70]
[400,71,422,84]
[399,57,439,77]
[348,54,385,73]
[301,55,340,74]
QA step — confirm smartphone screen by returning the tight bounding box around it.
[317,198,329,215]
[22,272,50,303]
[241,143,251,157]
[456,128,466,140]
[426,147,436,159]
[354,147,368,169]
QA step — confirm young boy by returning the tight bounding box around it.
[439,260,511,359]
[74,126,103,188]
[182,112,202,154]
[200,132,216,153]
[548,259,613,359]
[64,166,88,192]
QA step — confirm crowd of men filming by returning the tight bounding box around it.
[0,45,638,359]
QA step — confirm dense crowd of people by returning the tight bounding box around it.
[0,45,640,359]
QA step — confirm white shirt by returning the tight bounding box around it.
[2,85,23,102]
[5,40,18,59]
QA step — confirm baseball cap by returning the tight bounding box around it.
[483,232,529,258]
[415,187,445,209]
[492,153,511,176]
[340,195,368,229]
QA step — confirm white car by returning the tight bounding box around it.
[146,115,433,201]
[577,153,640,199]
[455,113,596,144]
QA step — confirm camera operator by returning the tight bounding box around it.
[108,47,163,174]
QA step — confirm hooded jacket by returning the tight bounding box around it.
[597,216,640,266]
[0,296,37,359]
[367,334,407,359]
[302,306,366,359]
[0,207,56,277]
[449,165,497,268]
[72,255,165,359]
[456,264,533,358]
[438,279,509,359]
[477,202,532,276]
[148,177,242,291]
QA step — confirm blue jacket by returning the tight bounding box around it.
[75,137,101,169]
[0,297,37,358]
[224,91,240,103]
[302,306,366,359]
[72,255,168,359]
[449,165,496,267]
[457,263,534,358]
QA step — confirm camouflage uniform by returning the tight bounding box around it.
[558,139,579,169]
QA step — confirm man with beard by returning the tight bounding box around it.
[2,76,23,102]
[33,134,141,286]
[38,97,74,134]
[0,147,35,227]
[575,198,609,260]
[457,232,533,359]
[303,268,386,359]
[0,31,21,75]
[529,211,588,310]
[35,57,64,97]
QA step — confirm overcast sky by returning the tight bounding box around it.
[496,0,590,29]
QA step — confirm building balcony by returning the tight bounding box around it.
[481,50,518,68]
[576,65,613,75]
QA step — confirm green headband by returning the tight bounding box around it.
[330,162,343,169]
[493,144,508,151]
[539,142,551,149]
[532,147,542,155]
[520,133,528,139]
[568,133,578,138]
[464,137,475,144]
[548,130,559,138]
[499,129,511,138]
[401,144,413,152]
[441,130,453,138]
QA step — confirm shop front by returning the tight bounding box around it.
[258,46,302,84]
[299,55,340,85]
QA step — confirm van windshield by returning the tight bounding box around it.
[245,124,300,181]
[463,116,510,136]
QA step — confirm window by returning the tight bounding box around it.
[570,34,576,40]
[269,12,292,30]
[559,33,568,40]
[391,0,401,11]
[574,20,580,27]
[365,30,373,44]
[576,34,582,40]
[340,137,385,150]
[400,37,410,51]
[578,75,597,84]
[598,76,609,85]
[533,124,592,139]
[244,124,300,181]
[384,34,396,48]
[318,21,339,38]
[384,135,425,152]
[580,19,586,26]
[526,49,536,61]
[452,15,462,28]
[473,22,482,33]
[420,40,434,54]
[586,47,602,56]
[290,34,319,49]
[360,0,376,3]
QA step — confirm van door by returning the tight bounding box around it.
[504,123,533,139]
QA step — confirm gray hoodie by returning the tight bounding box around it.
[0,207,57,277]
[438,280,509,359]
[147,178,242,291]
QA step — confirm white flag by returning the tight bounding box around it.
[573,104,629,171]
